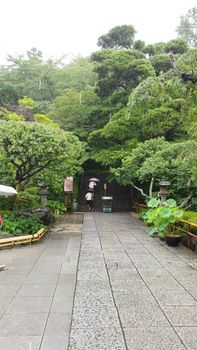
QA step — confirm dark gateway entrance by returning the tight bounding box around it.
[78,173,131,212]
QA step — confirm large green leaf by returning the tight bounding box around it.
[165,199,177,207]
[147,198,160,208]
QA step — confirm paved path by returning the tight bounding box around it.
[0,213,197,349]
[0,215,82,350]
[69,213,197,350]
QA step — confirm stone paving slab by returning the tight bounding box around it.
[162,306,197,326]
[113,291,157,307]
[74,291,114,309]
[0,336,41,350]
[69,328,126,350]
[124,327,186,350]
[175,327,197,350]
[41,336,69,350]
[16,283,57,297]
[44,313,72,336]
[72,307,120,328]
[6,296,52,313]
[0,312,48,336]
[153,291,197,306]
[119,305,170,327]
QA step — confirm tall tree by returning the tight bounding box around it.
[49,88,100,137]
[97,25,136,49]
[177,7,197,48]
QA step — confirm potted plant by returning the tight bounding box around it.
[143,198,184,246]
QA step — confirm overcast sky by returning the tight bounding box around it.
[1,0,196,63]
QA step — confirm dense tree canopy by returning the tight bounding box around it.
[97,25,136,49]
[0,121,84,190]
[0,9,196,207]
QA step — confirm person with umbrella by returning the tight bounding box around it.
[88,178,99,191]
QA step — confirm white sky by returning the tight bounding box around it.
[0,0,196,63]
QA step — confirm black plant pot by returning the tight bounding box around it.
[165,235,182,247]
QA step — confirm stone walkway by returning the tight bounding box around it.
[0,213,197,349]
[0,215,82,350]
[69,213,197,350]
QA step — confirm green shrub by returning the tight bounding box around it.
[0,213,45,236]
[0,197,15,211]
[46,200,66,215]
[16,188,41,210]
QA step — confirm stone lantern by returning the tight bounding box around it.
[159,181,170,205]
[38,184,48,204]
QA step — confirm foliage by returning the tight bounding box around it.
[97,25,136,49]
[127,72,194,141]
[46,200,66,215]
[0,120,84,189]
[176,49,197,75]
[139,140,197,195]
[143,43,165,56]
[150,54,172,75]
[2,111,24,121]
[91,49,153,100]
[177,7,197,48]
[133,40,145,51]
[0,51,97,109]
[50,88,100,137]
[0,213,44,236]
[58,57,97,92]
[164,39,188,54]
[15,188,41,210]
[182,211,197,224]
[18,96,36,110]
[34,113,59,128]
[143,198,183,237]
[112,137,167,189]
[111,138,197,201]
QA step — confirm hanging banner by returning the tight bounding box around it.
[64,177,73,192]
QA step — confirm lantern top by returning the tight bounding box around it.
[159,181,171,187]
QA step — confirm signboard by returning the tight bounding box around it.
[64,177,73,192]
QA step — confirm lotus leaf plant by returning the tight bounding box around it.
[143,198,184,238]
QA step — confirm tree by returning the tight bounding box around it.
[133,40,145,51]
[112,138,167,198]
[164,39,188,54]
[150,54,172,76]
[59,57,97,92]
[97,25,136,49]
[127,72,192,141]
[136,140,197,202]
[112,138,197,202]
[50,88,100,137]
[177,7,197,48]
[91,49,154,100]
[0,50,57,103]
[34,113,59,128]
[18,96,36,110]
[88,49,197,189]
[143,43,166,57]
[0,121,84,190]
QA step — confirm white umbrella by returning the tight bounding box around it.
[0,185,18,196]
[89,178,100,182]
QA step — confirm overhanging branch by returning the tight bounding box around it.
[131,182,150,199]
